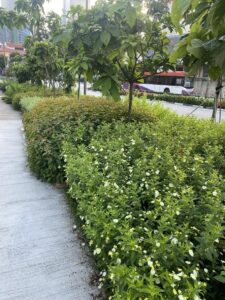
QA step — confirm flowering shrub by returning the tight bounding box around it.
[23,98,156,183]
[64,120,225,299]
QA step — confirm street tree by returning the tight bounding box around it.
[171,0,225,120]
[68,0,172,119]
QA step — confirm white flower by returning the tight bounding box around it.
[176,210,180,216]
[194,296,201,300]
[94,248,101,255]
[102,271,107,277]
[114,183,119,189]
[150,268,156,275]
[147,260,153,267]
[155,170,160,175]
[190,270,198,280]
[113,219,119,223]
[160,201,164,207]
[169,183,174,188]
[204,268,208,273]
[189,249,194,257]
[156,242,160,247]
[178,295,187,300]
[155,190,160,198]
[202,186,207,190]
[215,238,219,243]
[173,274,181,281]
[212,190,218,197]
[171,238,178,245]
[146,172,150,176]
[116,258,121,264]
[185,261,191,265]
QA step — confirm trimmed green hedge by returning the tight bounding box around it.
[23,97,156,183]
[133,92,225,109]
[64,117,225,300]
[147,93,214,107]
[20,96,42,112]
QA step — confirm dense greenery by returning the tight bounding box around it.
[64,112,225,299]
[20,96,42,111]
[171,0,225,119]
[2,78,225,298]
[23,97,155,183]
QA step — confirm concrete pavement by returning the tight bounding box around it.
[0,97,98,300]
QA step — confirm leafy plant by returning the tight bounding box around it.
[64,117,225,299]
[23,97,156,183]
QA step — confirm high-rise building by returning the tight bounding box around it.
[63,0,88,12]
[0,0,29,44]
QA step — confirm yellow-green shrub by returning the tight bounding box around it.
[23,97,156,183]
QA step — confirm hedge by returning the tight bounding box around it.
[64,118,225,300]
[23,97,156,183]
[132,91,225,109]
[20,96,42,112]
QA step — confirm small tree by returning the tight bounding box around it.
[69,0,173,119]
[171,0,225,120]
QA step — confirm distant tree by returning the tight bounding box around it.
[15,0,48,41]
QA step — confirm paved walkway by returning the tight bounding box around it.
[0,97,97,300]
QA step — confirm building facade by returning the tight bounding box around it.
[63,0,87,12]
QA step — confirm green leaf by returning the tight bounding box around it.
[214,275,225,284]
[208,66,220,80]
[126,3,137,28]
[108,50,118,61]
[100,31,111,46]
[104,77,112,91]
[187,39,204,59]
[171,0,192,30]
[170,45,187,63]
[81,62,88,71]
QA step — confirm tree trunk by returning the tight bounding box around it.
[83,78,87,95]
[128,82,133,121]
[212,76,222,121]
[78,74,81,100]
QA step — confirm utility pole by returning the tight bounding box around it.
[83,0,88,95]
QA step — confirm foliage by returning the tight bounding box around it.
[132,92,214,108]
[64,116,225,299]
[171,0,225,119]
[23,97,156,183]
[2,82,38,104]
[66,0,173,118]
[20,96,42,112]
[15,0,47,41]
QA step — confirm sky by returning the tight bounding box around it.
[44,0,96,14]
